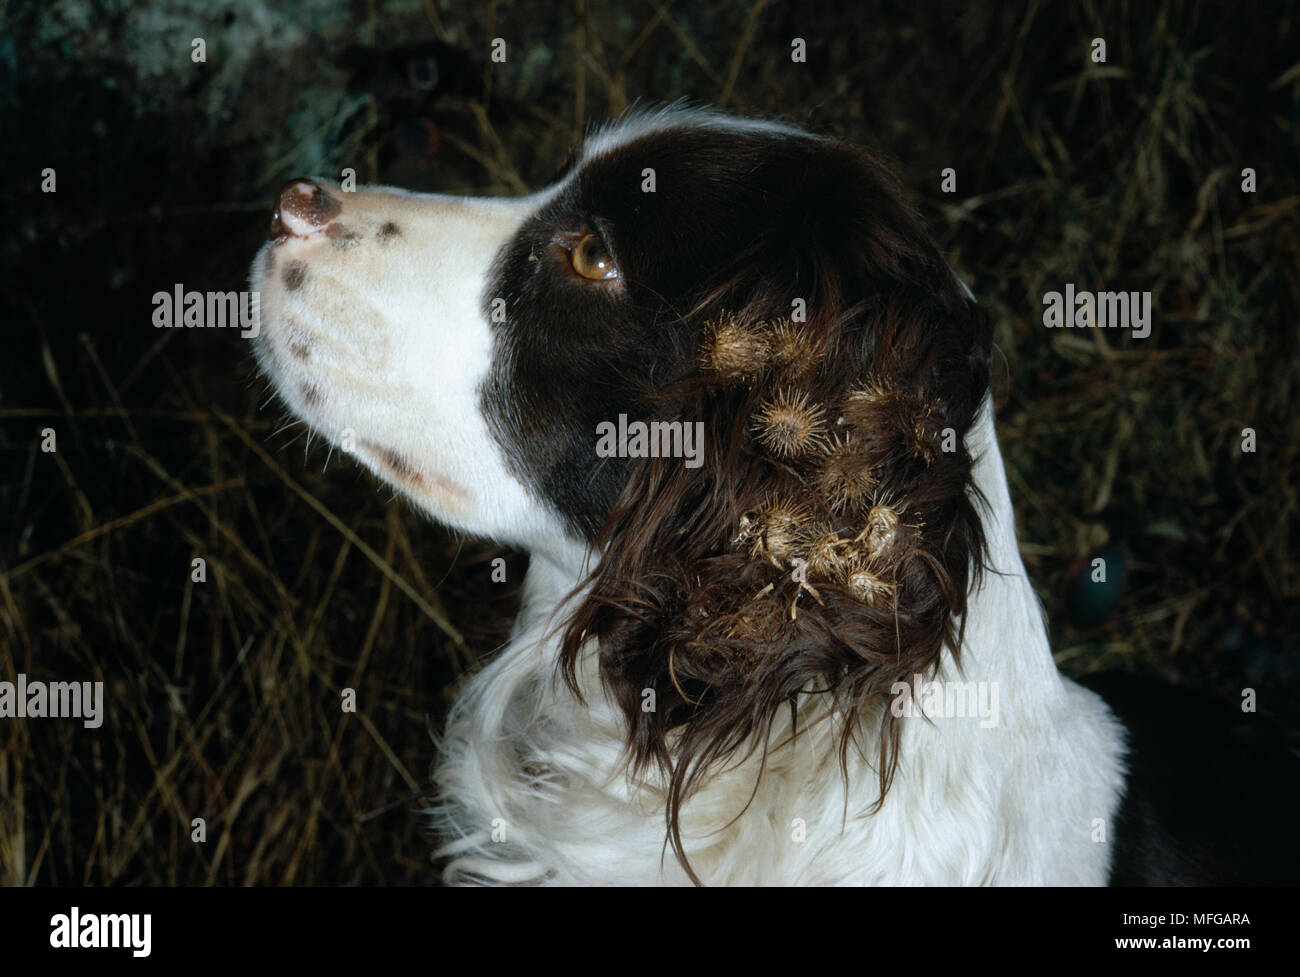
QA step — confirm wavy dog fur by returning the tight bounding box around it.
[556,139,994,881]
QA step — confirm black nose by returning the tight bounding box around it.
[269,179,341,240]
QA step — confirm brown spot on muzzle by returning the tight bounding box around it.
[283,261,307,291]
[326,222,359,250]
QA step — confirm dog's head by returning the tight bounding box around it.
[252,107,993,875]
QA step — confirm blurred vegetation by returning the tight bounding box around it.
[1,0,1297,884]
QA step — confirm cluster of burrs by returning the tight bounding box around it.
[700,313,938,619]
[733,496,907,612]
[700,314,824,386]
[753,382,942,466]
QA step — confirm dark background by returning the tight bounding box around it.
[1,0,1297,884]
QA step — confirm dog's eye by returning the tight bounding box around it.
[570,232,619,281]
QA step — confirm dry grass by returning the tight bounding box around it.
[1,0,1297,884]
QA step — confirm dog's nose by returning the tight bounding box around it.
[270,178,341,240]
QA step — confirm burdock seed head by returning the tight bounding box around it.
[768,321,823,382]
[847,568,895,608]
[805,532,853,582]
[749,495,813,565]
[754,389,829,459]
[861,504,901,558]
[701,314,771,384]
[815,433,877,514]
[840,381,918,429]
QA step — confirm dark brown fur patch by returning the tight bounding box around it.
[377,221,401,242]
[283,262,307,291]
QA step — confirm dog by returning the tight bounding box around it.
[250,106,1300,885]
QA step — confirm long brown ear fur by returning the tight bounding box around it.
[558,138,994,884]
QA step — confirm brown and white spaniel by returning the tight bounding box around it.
[249,107,1300,886]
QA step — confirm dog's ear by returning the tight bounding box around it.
[559,139,994,880]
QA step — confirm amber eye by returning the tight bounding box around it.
[570,232,619,281]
